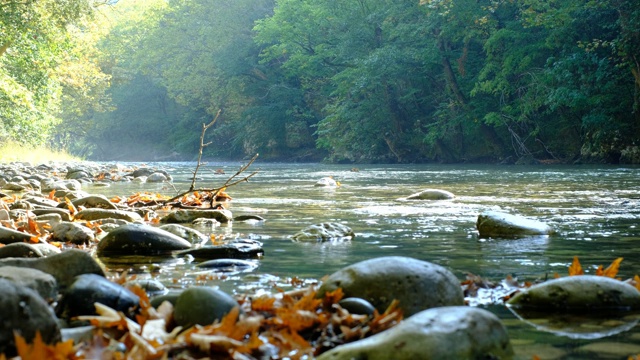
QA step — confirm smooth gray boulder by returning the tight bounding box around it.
[74,208,142,222]
[317,256,464,316]
[71,194,118,209]
[0,266,57,301]
[173,287,239,327]
[160,209,233,224]
[0,249,105,288]
[97,223,192,256]
[317,306,513,360]
[476,210,553,238]
[405,188,455,200]
[291,222,355,242]
[0,279,61,357]
[507,275,640,311]
[0,225,34,244]
[52,221,95,245]
[0,242,43,258]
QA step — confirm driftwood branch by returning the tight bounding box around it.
[190,110,221,191]
[163,153,260,205]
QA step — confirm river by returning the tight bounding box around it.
[94,162,640,359]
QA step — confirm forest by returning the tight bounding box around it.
[1,0,639,164]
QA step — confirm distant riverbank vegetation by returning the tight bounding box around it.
[1,0,639,164]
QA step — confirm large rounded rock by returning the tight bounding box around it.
[476,210,553,238]
[317,306,513,360]
[405,188,455,200]
[57,273,140,319]
[507,275,640,311]
[291,222,355,242]
[0,279,61,357]
[0,266,57,301]
[173,287,239,327]
[97,223,192,256]
[0,248,105,288]
[317,256,464,316]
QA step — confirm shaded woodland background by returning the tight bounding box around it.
[1,0,639,164]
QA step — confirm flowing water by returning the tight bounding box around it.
[94,162,640,359]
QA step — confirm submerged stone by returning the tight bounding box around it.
[291,222,355,242]
[405,188,455,200]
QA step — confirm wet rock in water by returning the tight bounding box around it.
[507,275,640,311]
[159,224,209,246]
[176,239,264,260]
[317,256,464,316]
[338,297,376,316]
[125,278,168,297]
[74,208,142,222]
[0,279,61,357]
[52,222,95,245]
[160,209,233,224]
[196,258,259,272]
[57,273,139,319]
[405,188,455,200]
[0,249,105,288]
[147,172,168,182]
[315,176,339,187]
[173,287,239,327]
[317,306,513,360]
[0,242,44,258]
[233,214,266,222]
[0,266,57,301]
[476,210,553,238]
[291,222,355,242]
[0,225,35,244]
[71,194,118,209]
[97,223,192,256]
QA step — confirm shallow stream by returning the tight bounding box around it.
[94,162,640,359]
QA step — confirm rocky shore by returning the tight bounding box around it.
[0,161,638,359]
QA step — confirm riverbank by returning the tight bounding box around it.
[0,142,80,163]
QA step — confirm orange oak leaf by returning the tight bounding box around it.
[14,331,74,360]
[602,257,623,278]
[568,256,584,276]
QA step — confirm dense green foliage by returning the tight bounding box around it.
[2,0,639,163]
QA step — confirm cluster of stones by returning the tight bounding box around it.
[0,163,638,359]
[0,162,265,356]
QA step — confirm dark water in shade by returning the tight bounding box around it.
[94,162,640,359]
